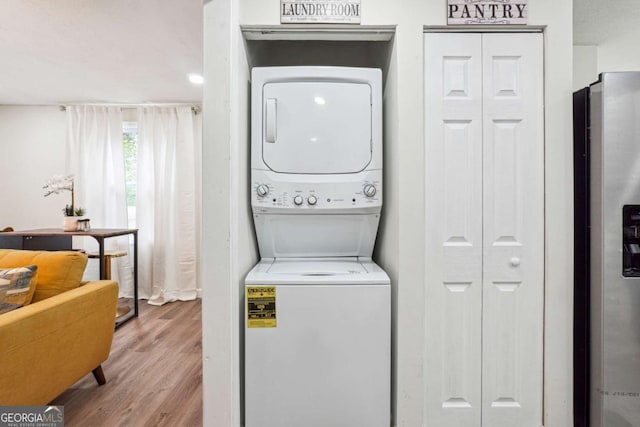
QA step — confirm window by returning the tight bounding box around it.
[123,121,137,229]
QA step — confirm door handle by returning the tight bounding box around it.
[265,98,277,143]
[510,257,521,267]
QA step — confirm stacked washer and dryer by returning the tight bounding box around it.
[244,66,390,427]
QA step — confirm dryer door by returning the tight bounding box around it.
[262,81,372,174]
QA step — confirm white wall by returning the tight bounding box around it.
[598,32,640,73]
[202,1,256,426]
[0,106,67,229]
[574,26,640,91]
[574,45,598,91]
[535,3,574,427]
[202,1,574,426]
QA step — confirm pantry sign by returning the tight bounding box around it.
[281,0,361,24]
[448,0,528,25]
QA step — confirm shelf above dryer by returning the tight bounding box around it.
[240,25,395,84]
[241,24,396,41]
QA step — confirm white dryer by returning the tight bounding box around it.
[245,66,390,427]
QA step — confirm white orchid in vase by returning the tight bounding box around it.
[43,174,85,217]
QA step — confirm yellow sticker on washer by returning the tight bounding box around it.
[247,286,277,328]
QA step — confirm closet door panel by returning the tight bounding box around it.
[424,32,483,427]
[481,33,544,427]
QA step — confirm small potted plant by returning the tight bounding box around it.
[43,175,87,231]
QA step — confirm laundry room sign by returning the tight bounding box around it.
[448,0,528,25]
[281,0,361,24]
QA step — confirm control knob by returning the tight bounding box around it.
[256,184,269,197]
[293,195,304,206]
[363,184,377,198]
[307,195,317,206]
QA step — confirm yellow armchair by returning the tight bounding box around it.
[0,250,118,405]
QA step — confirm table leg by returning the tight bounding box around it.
[98,238,105,280]
[115,231,138,329]
[133,231,139,318]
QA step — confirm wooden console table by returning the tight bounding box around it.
[0,228,139,328]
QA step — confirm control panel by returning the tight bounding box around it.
[251,170,382,211]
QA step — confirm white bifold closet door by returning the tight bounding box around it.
[424,32,544,427]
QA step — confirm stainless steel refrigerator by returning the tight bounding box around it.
[574,72,640,427]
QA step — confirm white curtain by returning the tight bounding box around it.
[137,106,199,305]
[65,106,134,297]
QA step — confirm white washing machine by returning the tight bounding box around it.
[245,66,390,427]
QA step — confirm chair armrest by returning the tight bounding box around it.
[0,280,118,405]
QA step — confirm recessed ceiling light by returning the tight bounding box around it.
[188,73,204,85]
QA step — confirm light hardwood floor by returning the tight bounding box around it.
[52,299,203,426]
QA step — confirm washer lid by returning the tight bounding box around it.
[262,81,372,174]
[266,258,368,276]
[245,258,390,285]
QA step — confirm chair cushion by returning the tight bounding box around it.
[0,265,38,313]
[0,250,88,302]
